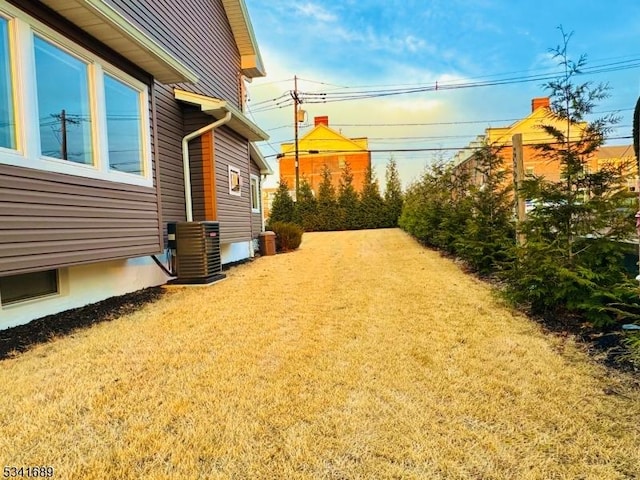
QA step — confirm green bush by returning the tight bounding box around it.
[269,221,303,252]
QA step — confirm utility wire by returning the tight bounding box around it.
[248,58,640,113]
[265,135,633,159]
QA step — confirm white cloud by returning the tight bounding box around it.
[405,35,426,53]
[294,3,337,22]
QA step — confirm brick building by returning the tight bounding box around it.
[279,116,371,196]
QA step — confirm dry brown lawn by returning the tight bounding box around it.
[1,229,640,479]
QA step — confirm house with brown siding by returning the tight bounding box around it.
[0,0,271,329]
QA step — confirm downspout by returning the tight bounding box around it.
[182,111,232,221]
[260,175,266,233]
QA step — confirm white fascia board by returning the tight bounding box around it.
[41,0,198,84]
[249,142,273,175]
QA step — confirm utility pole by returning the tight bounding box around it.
[60,109,67,160]
[512,133,526,245]
[291,75,301,201]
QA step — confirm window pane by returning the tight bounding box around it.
[34,36,92,164]
[0,270,58,305]
[105,74,143,175]
[251,178,259,209]
[0,18,14,149]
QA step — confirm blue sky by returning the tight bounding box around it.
[244,0,640,188]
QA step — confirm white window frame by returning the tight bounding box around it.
[229,165,242,196]
[100,69,150,178]
[250,174,260,213]
[0,3,152,187]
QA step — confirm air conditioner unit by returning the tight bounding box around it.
[168,221,225,284]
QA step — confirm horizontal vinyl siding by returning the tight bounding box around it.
[0,164,162,276]
[107,0,241,107]
[155,83,186,225]
[100,1,257,249]
[0,2,162,277]
[215,128,252,244]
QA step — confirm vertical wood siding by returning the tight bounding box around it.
[184,107,207,223]
[177,107,253,245]
[202,132,217,220]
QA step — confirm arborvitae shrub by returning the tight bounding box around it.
[269,221,304,252]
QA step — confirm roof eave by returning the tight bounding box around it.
[40,0,198,84]
[174,89,269,142]
[221,0,266,79]
[250,143,273,175]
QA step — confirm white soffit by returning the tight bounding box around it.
[39,0,198,84]
[249,142,273,175]
[174,89,269,142]
[220,0,266,78]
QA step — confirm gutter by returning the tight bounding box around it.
[181,111,232,222]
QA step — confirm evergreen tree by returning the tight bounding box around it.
[360,164,386,229]
[295,178,318,231]
[505,28,636,326]
[268,180,295,226]
[455,144,515,275]
[316,164,341,231]
[383,157,404,227]
[399,159,471,252]
[338,161,362,230]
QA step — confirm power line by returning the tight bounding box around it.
[261,113,633,132]
[247,58,640,113]
[265,135,633,159]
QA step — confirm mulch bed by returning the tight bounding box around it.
[0,260,252,361]
[0,287,164,361]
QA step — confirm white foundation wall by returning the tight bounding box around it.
[0,240,256,330]
[0,256,170,330]
[221,241,254,263]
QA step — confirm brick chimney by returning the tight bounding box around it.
[531,97,550,112]
[314,115,329,127]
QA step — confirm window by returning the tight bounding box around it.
[0,17,14,149]
[34,36,92,164]
[229,165,241,196]
[104,74,144,175]
[0,6,151,186]
[250,174,260,213]
[0,270,58,305]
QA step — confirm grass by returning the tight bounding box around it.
[1,229,639,479]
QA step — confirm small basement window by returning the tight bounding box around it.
[0,270,58,305]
